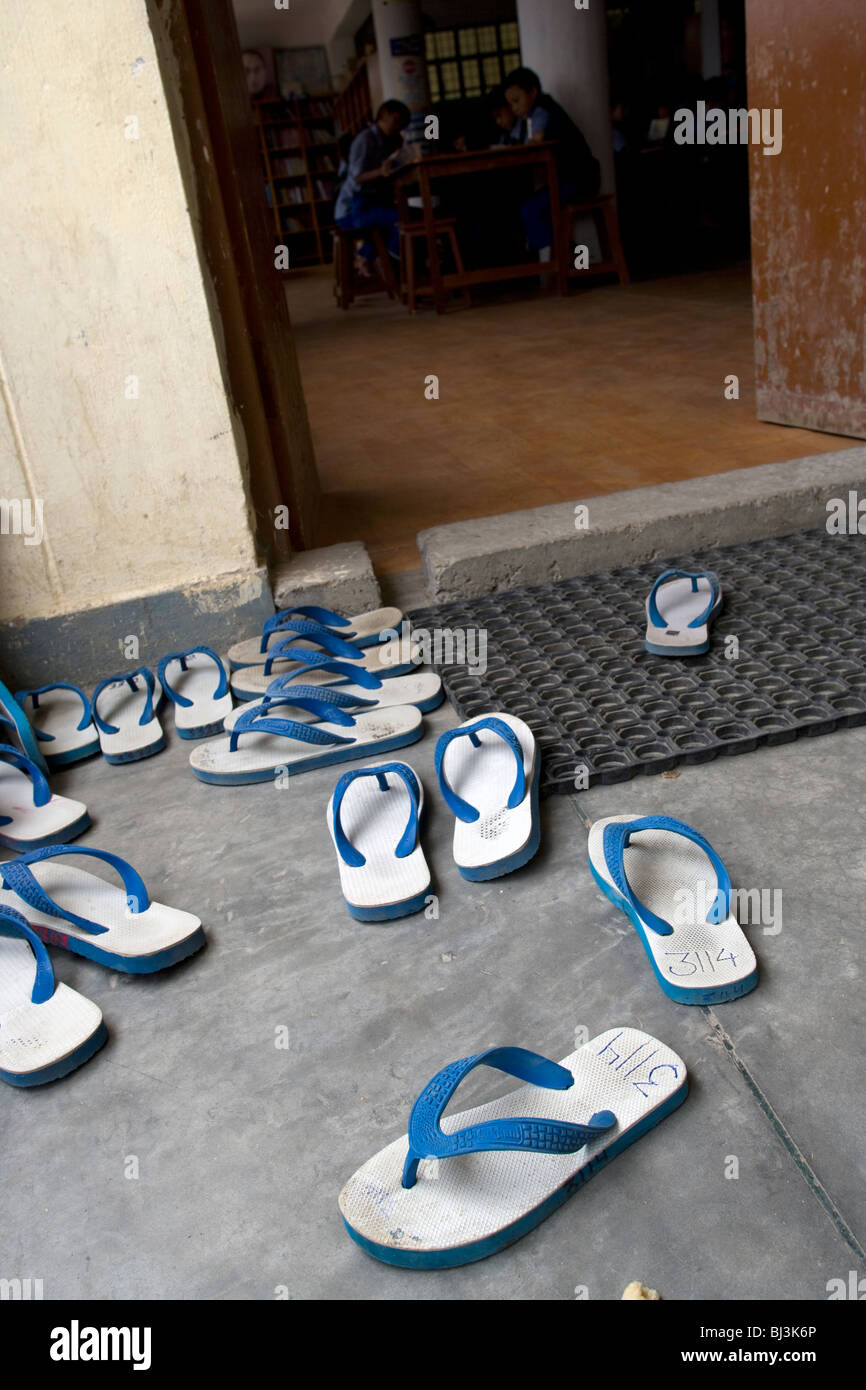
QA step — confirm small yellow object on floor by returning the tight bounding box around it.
[622,1281,661,1301]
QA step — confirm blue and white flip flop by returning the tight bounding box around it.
[0,677,49,774]
[14,683,99,769]
[0,845,206,974]
[224,658,442,731]
[340,1027,687,1269]
[588,813,758,1004]
[190,696,423,785]
[645,568,722,655]
[230,627,419,701]
[0,746,90,851]
[157,646,233,738]
[327,763,431,921]
[92,667,165,763]
[435,714,541,881]
[0,905,107,1087]
[228,604,402,670]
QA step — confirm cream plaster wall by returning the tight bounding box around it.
[0,0,260,622]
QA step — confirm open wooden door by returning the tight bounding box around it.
[147,0,321,554]
[746,0,866,439]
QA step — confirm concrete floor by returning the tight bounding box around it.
[1,698,864,1300]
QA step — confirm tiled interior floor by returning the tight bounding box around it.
[285,264,851,574]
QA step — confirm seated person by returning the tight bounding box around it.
[488,85,524,146]
[334,100,413,273]
[503,66,601,258]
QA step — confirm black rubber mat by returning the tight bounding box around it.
[408,528,866,796]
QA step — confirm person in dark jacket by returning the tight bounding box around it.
[334,100,414,270]
[503,66,600,257]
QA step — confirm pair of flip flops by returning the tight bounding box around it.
[227,604,402,672]
[327,713,541,919]
[0,844,205,1086]
[89,649,233,763]
[229,620,416,703]
[645,568,722,655]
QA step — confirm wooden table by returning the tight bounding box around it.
[393,143,567,313]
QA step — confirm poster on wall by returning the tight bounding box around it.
[275,46,332,99]
[242,48,278,103]
[389,35,429,111]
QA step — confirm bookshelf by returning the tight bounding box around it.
[334,58,373,138]
[255,94,341,269]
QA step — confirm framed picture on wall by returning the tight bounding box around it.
[242,47,278,102]
[275,46,332,99]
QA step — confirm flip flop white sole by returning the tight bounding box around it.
[228,606,403,669]
[327,764,431,920]
[16,686,99,767]
[190,705,424,784]
[340,1027,687,1269]
[159,651,234,738]
[93,673,164,763]
[230,639,419,700]
[0,857,206,973]
[224,671,443,730]
[588,813,758,1003]
[436,713,540,880]
[0,758,89,851]
[645,573,722,655]
[0,917,106,1086]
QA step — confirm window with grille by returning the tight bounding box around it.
[425,20,521,102]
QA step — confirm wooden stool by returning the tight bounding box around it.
[333,226,399,310]
[398,217,471,313]
[561,195,630,286]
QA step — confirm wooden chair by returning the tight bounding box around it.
[398,217,471,313]
[560,194,630,286]
[333,226,399,310]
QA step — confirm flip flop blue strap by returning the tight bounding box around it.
[262,627,363,675]
[266,654,382,691]
[647,569,719,630]
[402,1046,616,1189]
[602,815,732,938]
[262,606,355,651]
[14,683,93,741]
[435,717,527,824]
[331,762,421,868]
[91,667,157,735]
[157,647,228,708]
[0,905,55,1004]
[228,700,357,751]
[257,685,377,719]
[0,845,151,937]
[0,744,51,826]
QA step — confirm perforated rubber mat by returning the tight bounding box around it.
[407,528,866,796]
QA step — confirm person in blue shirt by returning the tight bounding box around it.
[503,66,600,259]
[334,100,414,273]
